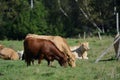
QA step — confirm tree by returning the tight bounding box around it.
[0,0,48,39]
[0,0,120,39]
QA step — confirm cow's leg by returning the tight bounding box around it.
[38,54,44,64]
[47,60,51,66]
[82,52,88,59]
[38,59,42,64]
[46,56,54,66]
[46,58,52,66]
[27,59,31,66]
[32,59,34,65]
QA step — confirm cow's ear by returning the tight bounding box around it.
[82,43,84,46]
[0,45,4,50]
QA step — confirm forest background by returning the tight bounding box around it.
[0,0,120,40]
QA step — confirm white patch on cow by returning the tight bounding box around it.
[17,50,24,60]
[70,42,90,59]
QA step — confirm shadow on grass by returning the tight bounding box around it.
[0,73,4,76]
[49,65,57,68]
[41,72,55,77]
[99,58,116,62]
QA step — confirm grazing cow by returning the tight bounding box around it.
[0,47,19,60]
[70,42,90,59]
[23,37,68,67]
[25,34,76,67]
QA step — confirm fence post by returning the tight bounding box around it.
[117,39,120,60]
[98,32,102,40]
[84,32,86,40]
[95,35,120,63]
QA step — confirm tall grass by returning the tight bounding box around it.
[0,40,23,51]
[0,36,120,80]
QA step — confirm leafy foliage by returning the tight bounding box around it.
[0,0,119,39]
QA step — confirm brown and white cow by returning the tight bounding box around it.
[70,42,90,59]
[23,37,68,67]
[0,45,19,60]
[25,34,76,67]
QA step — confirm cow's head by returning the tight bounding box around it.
[58,52,68,67]
[0,45,4,50]
[58,58,68,67]
[81,42,90,51]
[67,54,76,67]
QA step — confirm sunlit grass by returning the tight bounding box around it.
[0,40,23,51]
[0,36,120,80]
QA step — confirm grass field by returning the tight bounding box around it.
[0,36,120,80]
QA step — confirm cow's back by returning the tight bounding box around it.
[24,37,63,56]
[24,37,43,57]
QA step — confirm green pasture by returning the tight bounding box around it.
[0,36,120,80]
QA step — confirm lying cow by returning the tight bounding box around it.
[25,34,76,67]
[70,42,90,59]
[23,37,68,67]
[0,45,19,60]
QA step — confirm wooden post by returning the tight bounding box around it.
[116,12,120,60]
[84,32,86,39]
[98,32,102,40]
[78,33,81,38]
[95,35,120,63]
[31,0,33,9]
[116,13,119,34]
[117,39,120,60]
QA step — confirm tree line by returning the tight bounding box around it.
[0,0,120,40]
